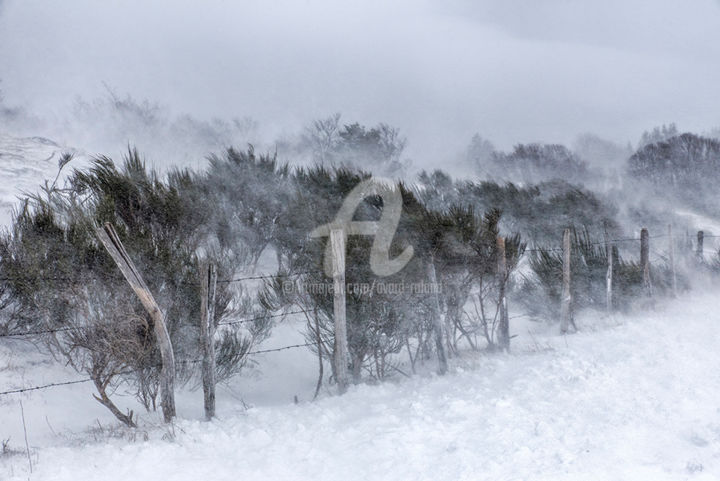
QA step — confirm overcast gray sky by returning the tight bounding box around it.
[1,0,719,162]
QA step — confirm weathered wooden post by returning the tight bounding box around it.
[668,225,677,297]
[496,236,510,351]
[200,263,217,420]
[330,228,350,393]
[640,228,652,297]
[697,230,704,262]
[604,226,613,313]
[427,255,448,374]
[96,223,176,422]
[560,228,572,333]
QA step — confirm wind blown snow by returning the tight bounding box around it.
[3,291,720,480]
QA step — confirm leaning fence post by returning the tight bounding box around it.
[200,263,217,420]
[330,227,350,393]
[496,236,509,351]
[640,227,652,297]
[604,225,613,313]
[560,228,572,333]
[96,223,176,422]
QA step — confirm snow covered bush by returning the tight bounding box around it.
[415,170,618,245]
[628,132,720,217]
[471,142,590,185]
[259,165,525,387]
[0,150,270,425]
[203,146,292,270]
[300,115,410,177]
[417,206,524,353]
[525,227,685,319]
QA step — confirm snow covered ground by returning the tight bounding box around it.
[2,132,720,479]
[3,290,720,480]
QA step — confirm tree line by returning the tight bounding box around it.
[1,117,719,426]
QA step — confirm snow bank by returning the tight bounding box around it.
[3,291,720,480]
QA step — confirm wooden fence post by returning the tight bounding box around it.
[560,228,572,333]
[668,225,677,297]
[330,228,350,393]
[200,263,217,420]
[96,223,176,422]
[496,236,509,351]
[604,226,613,313]
[697,230,704,262]
[640,228,652,297]
[427,256,448,374]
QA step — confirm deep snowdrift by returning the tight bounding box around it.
[2,290,720,480]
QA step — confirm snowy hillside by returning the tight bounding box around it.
[0,134,88,226]
[3,291,720,480]
[3,2,720,479]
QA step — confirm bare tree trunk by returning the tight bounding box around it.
[406,337,416,374]
[351,351,364,383]
[311,310,324,401]
[92,377,136,428]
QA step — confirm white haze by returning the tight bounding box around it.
[1,0,720,169]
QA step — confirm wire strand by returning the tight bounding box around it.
[0,339,320,397]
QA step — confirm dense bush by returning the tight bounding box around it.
[524,228,685,319]
[301,115,410,177]
[416,170,618,245]
[0,150,270,425]
[628,133,720,216]
[256,166,523,387]
[468,141,589,184]
[1,117,710,421]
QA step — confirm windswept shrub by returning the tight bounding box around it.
[0,150,270,425]
[525,228,684,319]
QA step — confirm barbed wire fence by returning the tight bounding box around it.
[0,228,718,400]
[0,342,321,397]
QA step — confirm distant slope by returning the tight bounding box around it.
[0,134,89,225]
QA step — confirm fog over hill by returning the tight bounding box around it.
[2,2,720,480]
[1,0,720,170]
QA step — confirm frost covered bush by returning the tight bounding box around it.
[628,133,720,216]
[258,166,523,387]
[524,228,686,319]
[415,170,618,245]
[468,141,589,184]
[0,150,270,425]
[300,115,410,177]
[203,146,292,269]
